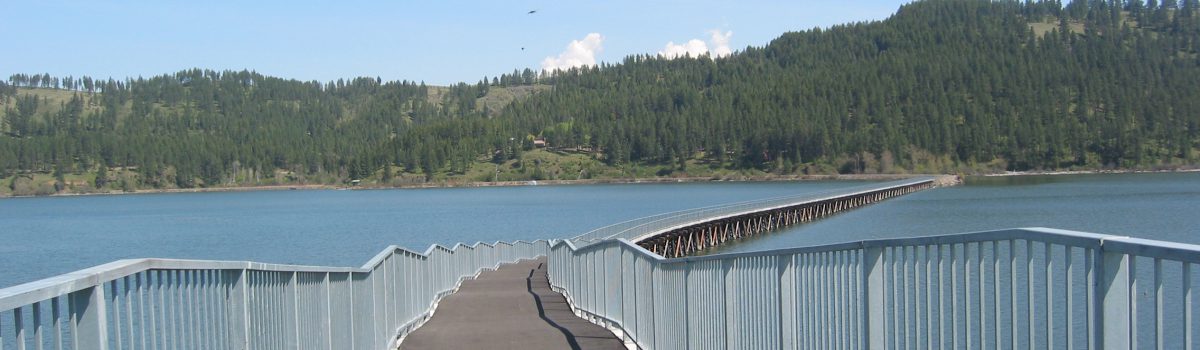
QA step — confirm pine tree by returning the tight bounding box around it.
[95,165,109,188]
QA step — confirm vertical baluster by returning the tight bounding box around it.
[966,242,973,350]
[916,245,925,348]
[977,242,986,350]
[805,253,814,350]
[124,277,133,350]
[15,306,26,350]
[203,271,213,350]
[992,241,1001,350]
[903,246,912,349]
[168,270,178,350]
[1010,240,1018,349]
[1086,248,1096,350]
[154,271,163,350]
[927,245,935,350]
[892,247,901,349]
[952,243,961,349]
[1186,263,1193,350]
[1155,258,1163,350]
[941,244,950,350]
[216,270,226,350]
[815,251,823,350]
[186,270,195,350]
[158,271,167,350]
[52,296,62,350]
[137,273,147,350]
[854,250,863,350]
[176,270,185,350]
[1066,246,1074,350]
[830,251,839,350]
[108,281,120,350]
[33,302,42,350]
[1132,256,1139,350]
[1100,250,1131,349]
[185,271,195,350]
[193,271,204,350]
[843,251,852,350]
[835,250,844,347]
[203,270,213,350]
[1027,240,1035,349]
[68,284,109,349]
[1045,242,1053,350]
[824,251,832,349]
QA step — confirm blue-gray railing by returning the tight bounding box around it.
[549,227,1200,349]
[0,240,549,350]
[570,177,934,246]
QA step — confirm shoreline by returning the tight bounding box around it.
[8,166,1198,198]
[1,173,945,199]
[979,167,1200,177]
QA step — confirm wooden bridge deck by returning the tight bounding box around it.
[400,257,625,350]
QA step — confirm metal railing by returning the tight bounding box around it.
[570,177,934,246]
[549,227,1200,349]
[0,240,549,350]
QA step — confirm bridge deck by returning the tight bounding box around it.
[400,257,624,350]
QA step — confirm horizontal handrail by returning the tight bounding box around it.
[0,240,546,312]
[0,240,551,350]
[549,227,1200,349]
[554,227,1153,263]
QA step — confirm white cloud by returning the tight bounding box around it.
[659,39,709,59]
[709,30,733,58]
[541,33,604,73]
[658,29,734,59]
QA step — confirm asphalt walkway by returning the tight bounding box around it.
[400,257,625,350]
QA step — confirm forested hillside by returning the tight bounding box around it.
[2,0,1198,196]
[489,0,1200,173]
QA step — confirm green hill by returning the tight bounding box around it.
[2,0,1198,196]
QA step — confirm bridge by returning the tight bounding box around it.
[1,176,1196,349]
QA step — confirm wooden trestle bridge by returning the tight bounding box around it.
[636,178,938,258]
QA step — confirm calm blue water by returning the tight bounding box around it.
[0,181,866,288]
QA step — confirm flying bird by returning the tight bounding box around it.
[527,10,537,14]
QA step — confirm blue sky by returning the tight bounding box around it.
[1,0,911,86]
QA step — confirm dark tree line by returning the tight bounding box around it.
[2,0,1198,193]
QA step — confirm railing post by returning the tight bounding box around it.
[780,254,796,349]
[69,285,109,350]
[863,246,885,349]
[1100,250,1131,349]
[226,269,250,350]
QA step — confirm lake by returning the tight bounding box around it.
[1,172,1196,289]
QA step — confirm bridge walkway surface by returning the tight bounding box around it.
[400,257,624,350]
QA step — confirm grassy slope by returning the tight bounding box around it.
[349,148,853,189]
